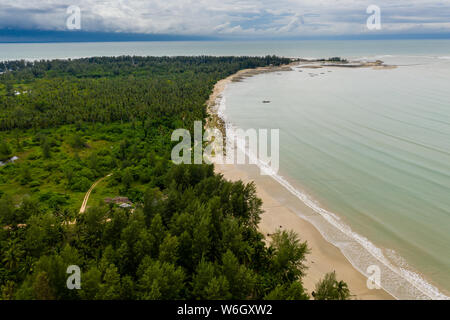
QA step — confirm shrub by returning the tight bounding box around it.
[70,176,91,192]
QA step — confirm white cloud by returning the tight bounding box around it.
[0,0,449,36]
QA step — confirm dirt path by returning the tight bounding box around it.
[79,173,112,213]
[3,173,113,229]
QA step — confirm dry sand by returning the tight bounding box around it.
[207,63,394,300]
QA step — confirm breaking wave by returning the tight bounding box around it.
[215,92,450,300]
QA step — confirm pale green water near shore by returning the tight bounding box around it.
[222,54,450,299]
[2,39,449,299]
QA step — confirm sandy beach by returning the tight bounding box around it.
[207,64,394,300]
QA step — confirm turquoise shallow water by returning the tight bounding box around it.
[1,39,449,299]
[221,54,450,299]
[1,39,450,61]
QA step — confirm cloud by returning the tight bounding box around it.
[0,0,449,37]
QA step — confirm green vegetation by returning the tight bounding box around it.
[313,271,352,300]
[326,57,348,63]
[314,57,348,63]
[0,56,350,300]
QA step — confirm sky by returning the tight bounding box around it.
[1,0,450,40]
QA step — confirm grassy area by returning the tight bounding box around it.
[0,82,32,96]
[0,122,140,212]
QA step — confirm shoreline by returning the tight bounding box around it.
[207,62,394,300]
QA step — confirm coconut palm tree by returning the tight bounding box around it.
[336,279,351,300]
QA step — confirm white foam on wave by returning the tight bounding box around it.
[355,54,450,61]
[215,88,450,300]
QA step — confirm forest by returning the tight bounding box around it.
[0,56,350,300]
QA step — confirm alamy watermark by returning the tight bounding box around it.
[171,121,279,175]
[66,5,81,30]
[366,5,381,30]
[366,265,382,289]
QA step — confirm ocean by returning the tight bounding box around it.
[1,39,449,299]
